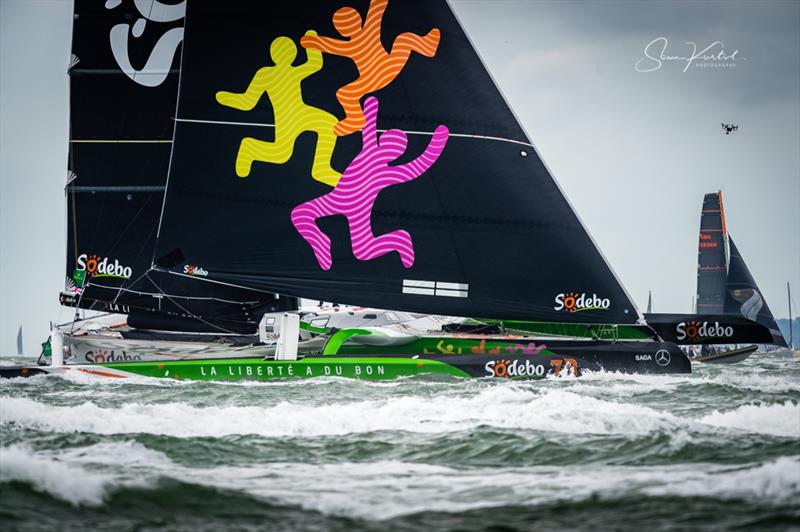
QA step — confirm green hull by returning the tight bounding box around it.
[105,356,472,381]
[2,339,693,381]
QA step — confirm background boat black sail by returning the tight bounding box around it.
[65,0,294,333]
[696,192,728,314]
[725,237,786,345]
[153,0,640,324]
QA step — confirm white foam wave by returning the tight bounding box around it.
[643,456,800,502]
[149,456,800,519]
[699,401,800,437]
[0,441,165,507]
[569,367,800,394]
[707,372,800,394]
[0,386,681,438]
[0,444,114,506]
[5,438,798,517]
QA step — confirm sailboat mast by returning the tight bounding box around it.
[789,282,794,348]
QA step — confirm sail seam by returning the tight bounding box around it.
[85,282,262,305]
[70,140,173,144]
[174,117,534,148]
[69,186,166,192]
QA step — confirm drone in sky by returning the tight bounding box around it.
[721,123,739,135]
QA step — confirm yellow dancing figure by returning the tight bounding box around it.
[216,31,341,186]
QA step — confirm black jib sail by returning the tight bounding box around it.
[725,237,786,345]
[66,0,294,333]
[152,0,640,324]
[694,192,786,346]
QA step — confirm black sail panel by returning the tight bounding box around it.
[66,0,183,306]
[725,237,787,346]
[66,0,295,331]
[154,0,639,324]
[695,192,728,314]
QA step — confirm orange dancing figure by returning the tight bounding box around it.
[300,0,440,136]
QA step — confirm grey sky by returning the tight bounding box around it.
[1,0,798,355]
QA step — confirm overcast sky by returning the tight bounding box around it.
[1,0,798,355]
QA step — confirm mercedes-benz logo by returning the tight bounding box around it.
[655,349,671,366]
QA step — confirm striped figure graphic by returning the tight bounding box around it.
[300,0,440,136]
[291,97,449,270]
[216,31,341,186]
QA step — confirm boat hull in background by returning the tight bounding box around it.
[692,345,757,364]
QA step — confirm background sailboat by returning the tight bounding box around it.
[696,191,787,347]
[643,191,781,352]
[786,282,800,354]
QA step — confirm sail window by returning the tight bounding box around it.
[403,280,468,298]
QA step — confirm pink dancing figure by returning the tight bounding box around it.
[291,97,449,271]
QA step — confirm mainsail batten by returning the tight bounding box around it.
[152,0,641,324]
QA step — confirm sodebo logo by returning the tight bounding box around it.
[77,253,132,279]
[85,349,142,364]
[554,292,610,313]
[184,265,208,277]
[485,359,548,378]
[676,321,733,342]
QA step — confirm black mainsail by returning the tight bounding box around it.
[151,0,641,325]
[696,192,728,314]
[65,0,294,333]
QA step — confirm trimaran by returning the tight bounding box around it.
[2,0,781,381]
[650,191,788,363]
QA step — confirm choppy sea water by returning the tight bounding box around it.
[1,352,798,531]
